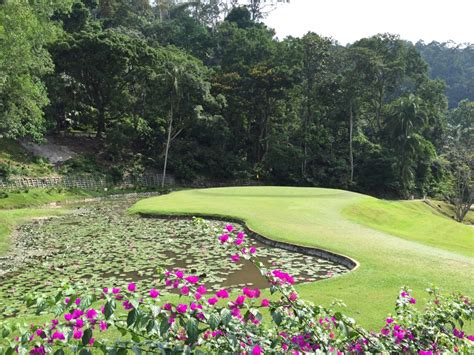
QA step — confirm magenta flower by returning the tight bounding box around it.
[86,309,98,320]
[231,254,240,263]
[89,338,95,346]
[252,345,263,355]
[261,299,270,307]
[386,317,394,324]
[75,298,81,306]
[235,239,243,246]
[175,270,184,279]
[72,309,84,319]
[208,297,218,305]
[51,331,65,341]
[112,288,120,294]
[235,295,245,306]
[231,308,241,318]
[195,292,202,300]
[216,289,229,299]
[401,291,409,297]
[73,329,83,340]
[219,234,229,243]
[65,297,70,304]
[35,329,44,337]
[237,231,245,239]
[467,335,474,341]
[249,247,256,254]
[176,304,188,313]
[123,300,133,310]
[64,313,73,322]
[127,283,136,292]
[163,303,172,311]
[197,285,207,294]
[150,288,160,298]
[185,275,199,284]
[181,285,190,295]
[289,292,298,301]
[76,319,84,328]
[409,297,416,304]
[226,224,234,232]
[103,287,109,294]
[99,321,107,332]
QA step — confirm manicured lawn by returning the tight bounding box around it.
[130,186,474,330]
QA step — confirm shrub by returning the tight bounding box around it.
[0,220,472,354]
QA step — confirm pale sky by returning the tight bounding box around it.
[264,0,474,45]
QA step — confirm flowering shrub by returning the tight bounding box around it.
[0,219,472,354]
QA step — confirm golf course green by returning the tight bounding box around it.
[131,186,474,329]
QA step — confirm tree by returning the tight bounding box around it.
[443,100,474,221]
[0,0,71,140]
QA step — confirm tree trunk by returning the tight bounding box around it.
[96,110,105,138]
[349,101,354,184]
[162,105,173,188]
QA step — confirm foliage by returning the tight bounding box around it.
[0,220,472,354]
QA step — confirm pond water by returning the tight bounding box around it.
[0,195,349,315]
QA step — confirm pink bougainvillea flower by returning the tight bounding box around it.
[64,313,73,322]
[208,297,218,305]
[73,329,83,340]
[197,285,207,294]
[64,297,70,304]
[190,302,199,311]
[237,231,245,239]
[36,329,44,337]
[181,285,190,295]
[216,289,229,299]
[173,280,180,289]
[401,291,409,297]
[195,292,202,300]
[127,283,136,292]
[235,295,245,306]
[150,288,160,298]
[231,254,240,263]
[163,303,172,311]
[86,309,98,320]
[219,234,229,243]
[386,317,394,324]
[99,321,107,332]
[225,224,234,232]
[185,275,199,284]
[176,304,188,313]
[123,300,133,310]
[235,238,243,246]
[381,327,390,336]
[103,287,109,294]
[175,270,184,279]
[261,299,270,307]
[249,247,257,254]
[112,288,120,294]
[409,297,416,304]
[51,331,65,341]
[289,292,298,301]
[75,298,81,306]
[252,345,263,355]
[76,319,84,328]
[72,309,84,319]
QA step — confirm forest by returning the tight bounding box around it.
[0,0,473,205]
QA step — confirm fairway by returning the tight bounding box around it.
[131,186,474,329]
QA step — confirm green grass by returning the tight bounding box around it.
[343,199,474,256]
[0,189,93,210]
[130,187,474,330]
[426,199,474,225]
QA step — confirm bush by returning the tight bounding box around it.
[0,220,472,354]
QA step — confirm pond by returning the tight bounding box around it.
[0,194,350,316]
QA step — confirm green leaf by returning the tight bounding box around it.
[208,313,220,330]
[53,350,65,355]
[127,309,138,327]
[82,328,93,346]
[186,318,199,343]
[271,310,283,326]
[104,300,115,320]
[159,317,171,335]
